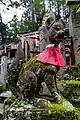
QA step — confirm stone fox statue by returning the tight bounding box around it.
[8,15,66,102]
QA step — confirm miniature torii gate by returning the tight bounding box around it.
[20,31,39,61]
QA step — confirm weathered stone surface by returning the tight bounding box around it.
[57,80,80,103]
[0,91,12,120]
[69,13,80,64]
[4,98,77,120]
[0,103,4,120]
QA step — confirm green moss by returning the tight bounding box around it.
[48,103,73,112]
[25,56,56,72]
[63,65,80,80]
[5,99,77,120]
[71,98,80,102]
[57,80,80,85]
[77,110,80,120]
[4,96,15,106]
[17,56,57,88]
[57,80,80,102]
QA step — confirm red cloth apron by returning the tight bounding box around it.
[36,46,66,67]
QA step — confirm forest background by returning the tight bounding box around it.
[0,0,75,44]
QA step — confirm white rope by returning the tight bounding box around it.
[46,44,55,48]
[0,62,4,66]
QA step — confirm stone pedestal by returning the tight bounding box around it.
[4,98,77,120]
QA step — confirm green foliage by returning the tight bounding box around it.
[6,15,20,43]
[57,80,80,102]
[64,65,80,80]
[57,65,80,81]
[56,0,66,5]
[32,0,43,7]
[1,0,70,39]
[57,80,80,85]
[77,110,80,120]
[1,0,69,40]
[19,0,45,32]
[4,96,15,106]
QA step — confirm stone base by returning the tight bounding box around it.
[4,97,77,120]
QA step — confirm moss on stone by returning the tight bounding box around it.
[25,56,56,72]
[63,65,80,80]
[77,110,80,120]
[57,80,80,102]
[4,96,15,106]
[17,56,57,88]
[4,98,77,120]
[57,80,80,85]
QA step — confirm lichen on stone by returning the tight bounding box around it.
[57,80,80,102]
[4,98,78,120]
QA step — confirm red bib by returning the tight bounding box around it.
[36,46,66,67]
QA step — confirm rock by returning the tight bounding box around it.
[4,98,78,120]
[0,91,12,98]
[0,91,12,103]
[0,103,4,120]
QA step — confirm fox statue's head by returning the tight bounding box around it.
[48,19,65,44]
